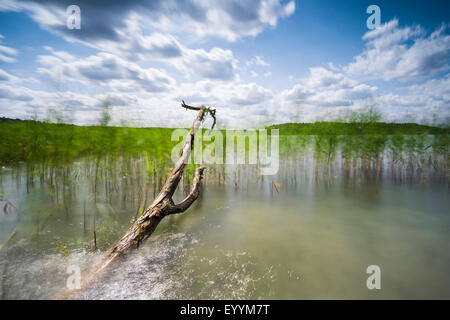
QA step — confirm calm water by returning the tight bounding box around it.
[0,136,449,299]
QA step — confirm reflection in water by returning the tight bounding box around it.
[0,135,449,299]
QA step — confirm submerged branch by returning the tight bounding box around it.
[55,101,216,299]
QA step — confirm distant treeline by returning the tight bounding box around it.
[268,122,449,135]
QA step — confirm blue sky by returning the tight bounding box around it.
[0,0,449,128]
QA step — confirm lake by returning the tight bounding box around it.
[0,135,449,299]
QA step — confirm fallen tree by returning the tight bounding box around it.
[56,101,216,299]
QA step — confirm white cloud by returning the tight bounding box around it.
[172,80,273,107]
[1,67,449,127]
[0,66,277,128]
[246,56,270,68]
[281,67,376,106]
[345,19,450,81]
[276,66,381,122]
[246,56,271,79]
[0,69,19,82]
[166,79,275,128]
[37,50,175,92]
[87,17,185,62]
[172,47,238,81]
[135,0,295,43]
[35,20,239,82]
[376,75,450,111]
[0,0,293,87]
[0,83,33,102]
[0,0,295,48]
[0,35,18,63]
[1,8,449,127]
[278,66,450,123]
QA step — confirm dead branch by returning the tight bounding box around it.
[55,101,215,299]
[182,100,216,130]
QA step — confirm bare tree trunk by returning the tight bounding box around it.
[55,102,215,299]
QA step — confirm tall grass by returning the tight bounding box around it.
[0,119,176,165]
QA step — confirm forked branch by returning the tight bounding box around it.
[182,100,216,130]
[168,166,205,215]
[55,101,216,299]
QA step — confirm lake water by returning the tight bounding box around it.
[0,135,449,299]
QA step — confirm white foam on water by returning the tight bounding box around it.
[82,232,191,300]
[0,245,102,299]
[0,231,271,300]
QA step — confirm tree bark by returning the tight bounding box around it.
[55,102,215,299]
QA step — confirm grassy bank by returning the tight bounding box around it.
[0,118,448,164]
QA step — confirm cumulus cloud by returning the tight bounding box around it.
[0,65,276,128]
[1,67,448,127]
[37,49,175,92]
[95,93,139,107]
[0,0,289,84]
[281,67,377,107]
[0,34,18,63]
[268,19,450,124]
[0,84,33,102]
[172,80,273,107]
[0,0,295,48]
[0,80,139,124]
[376,74,450,111]
[345,19,450,81]
[246,56,270,68]
[245,56,271,79]
[0,69,19,82]
[0,7,448,127]
[168,80,275,127]
[278,66,450,123]
[173,47,238,81]
[85,18,185,62]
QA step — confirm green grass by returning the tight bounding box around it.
[0,119,176,164]
[0,118,448,165]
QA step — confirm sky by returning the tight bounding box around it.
[0,0,449,128]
